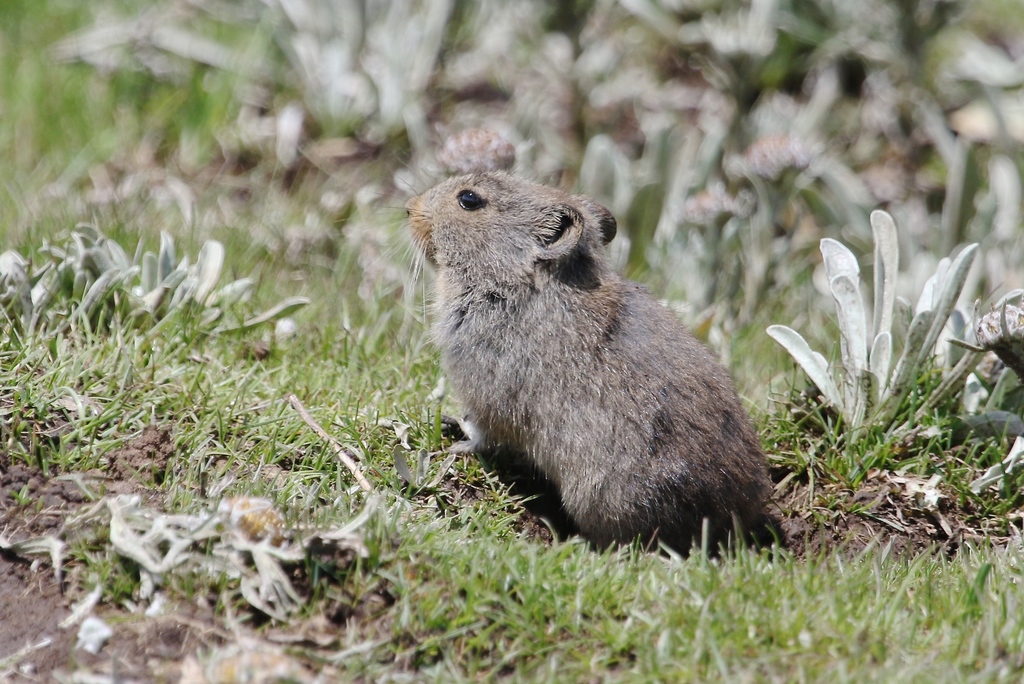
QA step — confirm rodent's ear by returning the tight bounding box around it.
[535,205,584,260]
[594,206,617,245]
[578,197,617,245]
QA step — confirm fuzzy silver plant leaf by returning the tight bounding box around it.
[915,259,945,316]
[222,296,311,333]
[971,435,1024,494]
[81,244,118,278]
[158,232,176,285]
[149,24,240,72]
[990,155,1022,240]
[766,325,844,409]
[951,37,1024,88]
[159,267,188,294]
[961,373,989,414]
[38,240,67,261]
[699,0,778,58]
[427,452,458,489]
[946,308,968,367]
[893,296,913,347]
[69,232,88,266]
[141,252,158,293]
[620,0,682,41]
[74,223,101,245]
[392,445,416,486]
[30,273,55,312]
[579,134,633,217]
[994,289,1024,309]
[139,285,167,315]
[986,368,1020,413]
[827,272,868,417]
[213,278,255,307]
[193,240,225,306]
[72,270,89,302]
[201,308,223,327]
[104,239,131,272]
[830,274,869,373]
[869,332,892,397]
[820,238,859,283]
[953,411,1024,444]
[78,268,123,319]
[416,449,430,487]
[1,273,34,332]
[870,210,898,341]
[167,275,195,310]
[0,250,29,281]
[914,244,978,370]
[940,138,982,255]
[851,368,876,428]
[877,309,936,422]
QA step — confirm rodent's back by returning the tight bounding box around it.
[407,172,769,552]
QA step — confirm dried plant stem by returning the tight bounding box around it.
[916,350,985,418]
[287,394,373,493]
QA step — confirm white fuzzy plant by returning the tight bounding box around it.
[768,210,980,430]
[0,224,309,338]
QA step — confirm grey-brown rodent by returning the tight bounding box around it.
[407,172,770,553]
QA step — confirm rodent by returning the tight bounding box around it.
[406,172,770,553]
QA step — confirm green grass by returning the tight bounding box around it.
[3,1,1024,682]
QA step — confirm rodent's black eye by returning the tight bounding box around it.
[457,190,486,211]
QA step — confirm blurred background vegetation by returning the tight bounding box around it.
[6,3,1024,678]
[2,0,1024,392]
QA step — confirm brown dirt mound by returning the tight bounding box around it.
[0,463,87,539]
[105,425,174,484]
[770,467,989,560]
[1,426,173,539]
[0,463,85,510]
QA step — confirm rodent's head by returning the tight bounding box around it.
[406,172,617,288]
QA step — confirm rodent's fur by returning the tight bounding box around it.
[407,172,770,553]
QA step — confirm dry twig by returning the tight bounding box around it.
[287,394,374,492]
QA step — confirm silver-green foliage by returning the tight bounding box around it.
[768,210,979,430]
[0,224,308,338]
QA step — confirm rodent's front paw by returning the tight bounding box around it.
[446,439,481,455]
[444,416,485,455]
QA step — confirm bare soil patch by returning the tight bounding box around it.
[769,466,992,560]
[67,607,222,682]
[0,552,73,680]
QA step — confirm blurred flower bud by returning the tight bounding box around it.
[437,128,516,174]
[742,134,812,180]
[680,184,749,225]
[976,303,1024,381]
